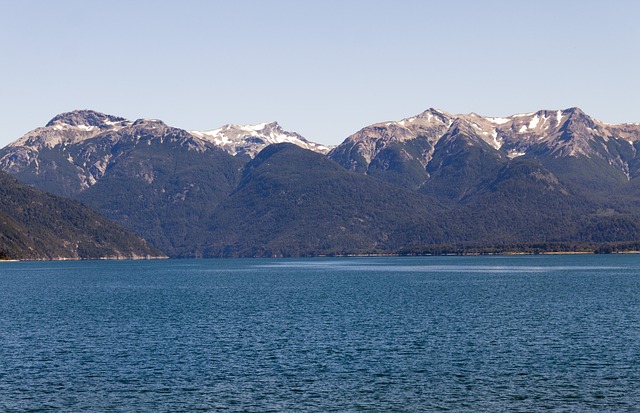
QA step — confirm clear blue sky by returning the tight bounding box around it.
[1,0,639,147]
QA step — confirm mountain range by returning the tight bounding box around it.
[2,108,640,258]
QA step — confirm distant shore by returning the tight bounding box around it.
[2,249,640,262]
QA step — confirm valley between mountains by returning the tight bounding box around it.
[2,108,640,259]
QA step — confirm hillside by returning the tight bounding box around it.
[200,143,444,257]
[0,171,164,260]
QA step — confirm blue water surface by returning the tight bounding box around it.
[1,255,639,412]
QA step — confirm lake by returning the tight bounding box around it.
[1,255,639,412]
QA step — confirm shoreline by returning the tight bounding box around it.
[3,250,640,262]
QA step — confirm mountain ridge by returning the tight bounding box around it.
[330,107,640,171]
[191,121,333,159]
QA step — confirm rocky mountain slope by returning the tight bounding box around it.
[1,111,247,255]
[1,111,329,197]
[0,170,164,260]
[328,108,640,196]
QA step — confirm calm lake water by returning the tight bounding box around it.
[1,255,639,412]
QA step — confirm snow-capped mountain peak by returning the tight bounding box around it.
[46,110,129,128]
[191,121,332,158]
[328,107,640,181]
[9,110,131,150]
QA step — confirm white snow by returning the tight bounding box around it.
[190,122,332,157]
[519,125,528,133]
[491,130,502,149]
[556,110,563,125]
[214,136,232,145]
[540,114,550,129]
[487,117,510,125]
[507,151,526,159]
[49,122,105,133]
[193,127,223,138]
[240,122,268,132]
[478,129,502,150]
[426,113,433,122]
[513,112,535,118]
[528,115,540,129]
[272,133,293,144]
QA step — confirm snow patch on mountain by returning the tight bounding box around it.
[491,130,502,150]
[9,111,132,150]
[487,117,510,125]
[191,122,332,158]
[330,107,640,182]
[507,150,527,159]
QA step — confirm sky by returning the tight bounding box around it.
[1,0,639,147]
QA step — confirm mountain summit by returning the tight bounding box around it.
[329,107,640,189]
[45,110,129,129]
[191,121,332,159]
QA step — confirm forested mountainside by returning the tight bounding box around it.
[0,170,164,260]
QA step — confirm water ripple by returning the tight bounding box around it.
[1,255,639,411]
